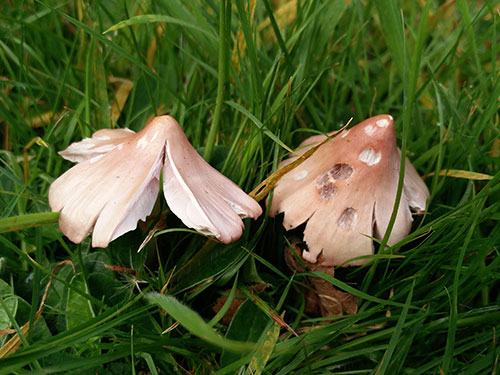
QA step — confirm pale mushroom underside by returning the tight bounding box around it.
[50,116,262,247]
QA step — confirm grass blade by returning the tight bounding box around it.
[144,292,255,353]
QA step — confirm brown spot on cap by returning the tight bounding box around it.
[317,181,337,201]
[337,208,357,230]
[317,173,330,185]
[329,163,353,180]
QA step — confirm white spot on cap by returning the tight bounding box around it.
[376,118,390,128]
[222,197,247,217]
[93,144,116,153]
[388,115,393,120]
[341,129,350,138]
[78,142,95,150]
[358,148,381,166]
[364,125,376,136]
[89,154,104,164]
[117,143,124,150]
[95,135,111,140]
[294,170,308,181]
[136,135,148,149]
[150,130,159,143]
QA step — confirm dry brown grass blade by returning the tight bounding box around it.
[491,132,500,159]
[231,0,257,75]
[104,264,139,278]
[138,216,167,253]
[109,77,134,127]
[30,111,63,128]
[1,76,14,155]
[239,284,298,337]
[489,136,500,173]
[145,106,168,124]
[146,25,164,69]
[257,0,297,40]
[0,323,30,359]
[249,123,348,202]
[424,0,455,31]
[1,123,10,152]
[0,260,76,358]
[23,137,48,183]
[160,266,177,295]
[423,169,493,181]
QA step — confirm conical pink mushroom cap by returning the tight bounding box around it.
[269,115,429,266]
[49,116,262,247]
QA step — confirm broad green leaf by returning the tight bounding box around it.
[0,279,11,298]
[144,292,254,353]
[245,322,280,375]
[66,276,95,331]
[171,242,247,294]
[0,296,17,331]
[222,300,270,366]
[0,279,17,340]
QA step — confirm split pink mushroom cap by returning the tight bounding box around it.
[268,115,429,266]
[49,116,262,247]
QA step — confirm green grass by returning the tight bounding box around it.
[1,0,499,373]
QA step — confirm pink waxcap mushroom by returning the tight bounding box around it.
[161,118,262,244]
[49,116,262,247]
[268,115,429,267]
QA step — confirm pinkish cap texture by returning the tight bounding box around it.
[268,115,429,266]
[49,116,262,247]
